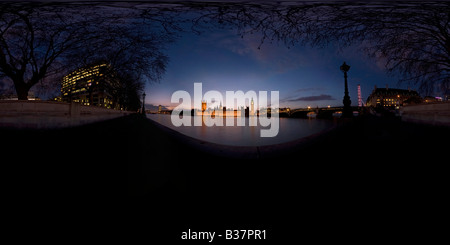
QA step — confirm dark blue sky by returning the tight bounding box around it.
[145,28,408,110]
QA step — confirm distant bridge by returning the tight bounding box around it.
[279,106,363,118]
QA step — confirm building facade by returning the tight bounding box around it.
[366,85,421,109]
[61,63,117,108]
[250,97,255,116]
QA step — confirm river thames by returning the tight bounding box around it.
[147,114,334,146]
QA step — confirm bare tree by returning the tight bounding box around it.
[318,2,450,94]
[2,1,449,100]
[1,3,90,99]
[184,1,450,94]
[0,2,175,100]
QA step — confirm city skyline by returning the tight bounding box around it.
[144,28,415,111]
[1,2,449,237]
[1,1,445,110]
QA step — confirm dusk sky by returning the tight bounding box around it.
[145,26,407,110]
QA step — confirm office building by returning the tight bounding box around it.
[61,63,117,108]
[366,85,421,109]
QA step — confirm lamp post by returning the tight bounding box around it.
[340,62,353,118]
[141,91,146,115]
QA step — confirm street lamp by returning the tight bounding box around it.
[340,62,352,118]
[142,91,146,115]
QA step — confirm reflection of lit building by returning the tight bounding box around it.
[195,108,242,117]
[366,85,421,109]
[61,63,117,108]
[201,100,207,112]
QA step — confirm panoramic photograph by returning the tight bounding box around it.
[1,0,449,242]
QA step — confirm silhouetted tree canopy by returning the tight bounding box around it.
[0,2,176,100]
[1,1,449,101]
[184,1,450,94]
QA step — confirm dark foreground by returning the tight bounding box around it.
[2,114,448,242]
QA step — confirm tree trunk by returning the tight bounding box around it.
[14,80,29,100]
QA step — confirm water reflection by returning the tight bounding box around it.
[147,114,333,146]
